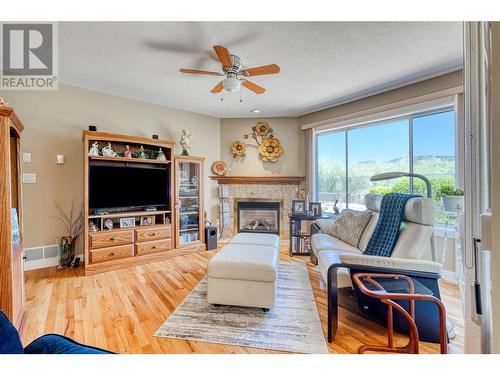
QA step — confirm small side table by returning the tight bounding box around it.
[288,214,328,256]
[352,273,448,354]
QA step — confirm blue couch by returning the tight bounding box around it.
[0,310,113,354]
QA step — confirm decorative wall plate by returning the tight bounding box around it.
[211,161,228,176]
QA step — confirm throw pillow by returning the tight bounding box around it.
[325,210,372,248]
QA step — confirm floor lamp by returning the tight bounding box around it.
[370,172,437,262]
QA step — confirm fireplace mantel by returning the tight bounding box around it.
[210,176,305,185]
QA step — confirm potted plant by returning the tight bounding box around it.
[435,185,464,214]
[54,201,84,269]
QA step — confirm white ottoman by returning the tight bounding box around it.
[207,242,279,310]
[229,232,281,250]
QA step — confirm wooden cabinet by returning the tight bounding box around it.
[89,244,134,263]
[135,239,172,256]
[174,156,206,251]
[135,225,171,242]
[89,229,134,249]
[0,107,26,332]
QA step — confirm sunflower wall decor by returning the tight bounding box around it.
[231,140,246,158]
[258,137,283,162]
[230,121,284,162]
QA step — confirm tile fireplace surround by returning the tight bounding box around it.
[210,176,306,241]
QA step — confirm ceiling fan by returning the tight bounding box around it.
[179,45,280,94]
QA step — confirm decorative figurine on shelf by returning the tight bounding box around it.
[204,211,212,227]
[102,142,117,157]
[157,147,166,161]
[0,97,9,107]
[88,221,99,233]
[124,145,132,158]
[138,145,147,159]
[180,129,192,156]
[165,216,170,224]
[88,141,100,156]
[104,219,113,230]
[333,200,340,215]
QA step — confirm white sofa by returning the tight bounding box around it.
[207,233,280,310]
[311,194,443,342]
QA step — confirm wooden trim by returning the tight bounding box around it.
[89,156,171,165]
[210,176,305,185]
[82,130,175,147]
[0,107,24,134]
[84,246,200,275]
[301,86,463,130]
[175,154,206,161]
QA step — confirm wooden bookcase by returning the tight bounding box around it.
[83,131,205,275]
[0,107,26,331]
[174,155,206,251]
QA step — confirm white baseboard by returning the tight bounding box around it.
[23,256,60,271]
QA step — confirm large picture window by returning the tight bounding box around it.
[315,108,456,223]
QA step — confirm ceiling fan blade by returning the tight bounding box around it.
[179,68,222,76]
[213,45,232,67]
[210,81,224,93]
[242,64,280,76]
[242,80,265,94]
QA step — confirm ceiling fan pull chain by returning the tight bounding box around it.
[239,89,243,103]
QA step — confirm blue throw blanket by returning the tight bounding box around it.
[364,193,420,257]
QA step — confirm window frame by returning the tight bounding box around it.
[314,104,458,218]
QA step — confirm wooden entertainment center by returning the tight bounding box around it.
[83,131,206,275]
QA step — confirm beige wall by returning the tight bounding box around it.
[0,84,220,248]
[490,22,500,354]
[220,117,304,176]
[298,70,463,126]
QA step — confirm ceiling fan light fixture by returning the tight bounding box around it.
[223,73,241,92]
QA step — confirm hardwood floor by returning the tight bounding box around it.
[22,247,464,354]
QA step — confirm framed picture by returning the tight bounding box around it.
[140,215,155,226]
[292,200,306,215]
[309,202,322,217]
[119,217,136,228]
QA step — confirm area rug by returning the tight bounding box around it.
[154,262,329,354]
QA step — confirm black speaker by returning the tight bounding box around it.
[152,134,159,139]
[205,226,217,250]
[88,125,97,131]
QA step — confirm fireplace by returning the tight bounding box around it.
[237,201,280,235]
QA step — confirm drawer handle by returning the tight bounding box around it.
[110,237,115,241]
[152,246,156,249]
[110,252,115,256]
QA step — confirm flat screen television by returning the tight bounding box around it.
[89,164,169,211]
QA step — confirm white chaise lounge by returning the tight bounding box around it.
[207,233,280,310]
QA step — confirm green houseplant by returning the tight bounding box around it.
[54,201,84,269]
[435,185,464,214]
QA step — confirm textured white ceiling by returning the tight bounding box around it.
[59,22,463,118]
